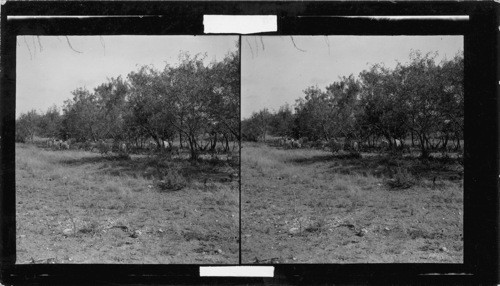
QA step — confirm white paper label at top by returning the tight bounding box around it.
[203,15,277,34]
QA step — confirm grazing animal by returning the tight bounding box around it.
[320,140,328,149]
[292,140,301,149]
[352,141,359,151]
[311,140,320,148]
[119,142,127,153]
[163,140,171,149]
[328,140,342,153]
[148,141,157,150]
[97,140,111,154]
[380,140,389,150]
[395,139,402,148]
[446,144,455,153]
[60,141,70,150]
[53,140,62,150]
[88,141,98,152]
[71,142,82,150]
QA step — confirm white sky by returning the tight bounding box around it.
[16,36,238,118]
[241,36,463,119]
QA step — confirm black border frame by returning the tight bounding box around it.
[1,1,498,284]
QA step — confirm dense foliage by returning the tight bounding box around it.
[242,51,464,158]
[16,47,240,160]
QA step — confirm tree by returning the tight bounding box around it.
[269,103,295,138]
[167,53,214,159]
[294,76,361,143]
[93,77,129,142]
[37,105,62,138]
[324,75,361,143]
[16,110,40,142]
[127,65,177,149]
[358,64,409,148]
[396,51,444,158]
[251,49,463,159]
[437,52,464,150]
[207,45,241,142]
[61,87,100,141]
[294,86,331,141]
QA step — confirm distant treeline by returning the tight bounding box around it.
[16,47,240,160]
[242,51,463,158]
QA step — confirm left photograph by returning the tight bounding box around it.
[15,36,240,264]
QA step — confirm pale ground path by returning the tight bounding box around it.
[241,142,463,263]
[16,143,239,264]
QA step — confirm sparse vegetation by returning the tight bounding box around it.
[15,41,240,264]
[242,51,463,159]
[242,142,463,263]
[16,142,239,264]
[387,167,416,190]
[241,48,463,263]
[16,45,240,161]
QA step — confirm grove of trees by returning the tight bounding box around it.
[242,51,464,158]
[16,47,240,160]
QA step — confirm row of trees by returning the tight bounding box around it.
[16,46,240,160]
[242,51,464,158]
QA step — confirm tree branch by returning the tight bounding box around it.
[23,36,32,60]
[290,36,306,52]
[65,36,82,54]
[245,37,254,58]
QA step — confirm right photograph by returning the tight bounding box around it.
[241,36,464,264]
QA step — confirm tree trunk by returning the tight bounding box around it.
[419,134,429,159]
[188,136,198,160]
[211,133,217,151]
[179,130,183,149]
[152,136,162,151]
[455,134,461,151]
[442,132,449,150]
[225,134,230,151]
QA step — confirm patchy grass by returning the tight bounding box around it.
[16,143,239,264]
[241,142,463,263]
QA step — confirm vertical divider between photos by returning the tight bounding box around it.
[0,4,17,266]
[238,35,242,266]
[464,4,499,282]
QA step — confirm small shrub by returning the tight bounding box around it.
[305,219,327,233]
[378,156,399,167]
[334,151,362,159]
[98,142,112,155]
[408,228,428,239]
[109,169,121,176]
[387,167,416,190]
[79,220,101,236]
[132,187,144,193]
[207,155,226,166]
[228,154,240,168]
[115,152,131,160]
[387,149,404,157]
[327,140,342,153]
[104,184,121,193]
[182,230,215,241]
[157,168,188,192]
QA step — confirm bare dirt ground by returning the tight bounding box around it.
[16,143,239,264]
[241,142,463,264]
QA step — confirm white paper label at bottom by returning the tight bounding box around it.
[200,266,274,277]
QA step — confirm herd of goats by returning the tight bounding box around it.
[41,136,458,156]
[275,137,411,153]
[44,138,174,155]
